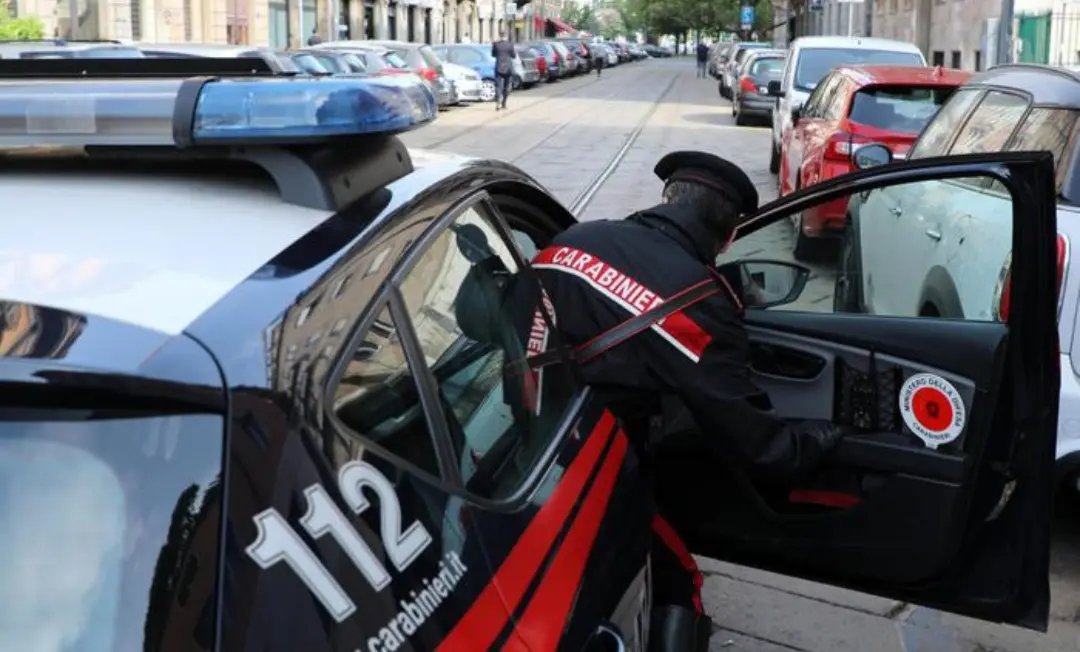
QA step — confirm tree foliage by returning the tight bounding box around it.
[0,2,44,40]
[561,1,602,34]
[626,0,776,41]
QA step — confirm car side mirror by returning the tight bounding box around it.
[767,80,784,97]
[790,103,802,124]
[715,259,810,309]
[852,143,894,170]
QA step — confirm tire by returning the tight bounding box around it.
[511,75,521,90]
[480,79,497,102]
[768,139,780,174]
[833,221,864,313]
[719,80,728,99]
[792,212,821,262]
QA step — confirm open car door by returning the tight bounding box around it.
[653,150,1061,630]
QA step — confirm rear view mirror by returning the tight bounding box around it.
[715,259,810,309]
[767,80,784,97]
[853,143,893,170]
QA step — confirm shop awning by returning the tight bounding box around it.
[547,17,577,34]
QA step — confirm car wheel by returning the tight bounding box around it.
[480,79,497,102]
[735,108,748,126]
[792,213,821,262]
[719,80,728,98]
[511,75,521,90]
[833,221,864,313]
[769,139,780,174]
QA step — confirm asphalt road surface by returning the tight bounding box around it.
[400,57,1080,652]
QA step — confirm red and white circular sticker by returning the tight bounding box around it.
[898,373,967,449]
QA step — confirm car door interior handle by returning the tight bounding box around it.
[750,342,826,380]
[925,228,942,241]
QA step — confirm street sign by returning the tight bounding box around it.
[740,5,754,29]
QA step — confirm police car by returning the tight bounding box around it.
[0,56,1061,652]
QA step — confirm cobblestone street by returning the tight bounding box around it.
[402,57,1080,652]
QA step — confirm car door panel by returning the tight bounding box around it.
[657,152,1059,630]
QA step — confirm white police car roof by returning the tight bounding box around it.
[0,57,441,336]
[2,173,333,335]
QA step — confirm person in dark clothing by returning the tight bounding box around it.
[490,30,516,110]
[307,28,322,46]
[531,152,855,651]
[451,151,856,652]
[593,44,605,77]
[695,42,709,77]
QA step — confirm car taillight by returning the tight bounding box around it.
[739,76,757,93]
[420,67,438,81]
[993,234,1068,322]
[824,132,871,162]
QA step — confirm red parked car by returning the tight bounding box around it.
[779,64,972,260]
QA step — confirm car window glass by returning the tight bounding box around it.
[419,46,442,68]
[908,88,982,159]
[849,85,955,134]
[804,74,837,118]
[333,303,443,478]
[720,174,1014,322]
[1006,107,1080,192]
[396,204,578,500]
[794,48,924,92]
[750,57,783,77]
[948,91,1029,155]
[823,77,851,119]
[455,48,482,63]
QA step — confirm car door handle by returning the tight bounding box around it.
[889,205,902,217]
[925,228,942,241]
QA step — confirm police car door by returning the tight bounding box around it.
[655,150,1060,630]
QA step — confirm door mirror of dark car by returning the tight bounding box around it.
[767,80,784,97]
[853,143,894,170]
[790,103,802,124]
[715,259,810,309]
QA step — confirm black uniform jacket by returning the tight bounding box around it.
[529,203,835,476]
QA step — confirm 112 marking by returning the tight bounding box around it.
[245,460,433,622]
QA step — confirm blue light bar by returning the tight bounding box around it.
[0,75,438,149]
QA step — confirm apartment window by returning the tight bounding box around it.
[183,0,193,41]
[975,50,982,71]
[951,50,961,68]
[226,0,250,44]
[130,0,141,39]
[932,51,945,66]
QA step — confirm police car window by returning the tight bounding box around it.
[0,410,222,652]
[396,204,577,500]
[909,88,982,159]
[333,303,444,478]
[947,91,1029,156]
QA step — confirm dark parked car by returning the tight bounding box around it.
[137,43,301,73]
[730,49,786,125]
[527,41,564,81]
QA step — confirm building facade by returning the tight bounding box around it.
[870,0,1001,71]
[775,0,1002,72]
[12,0,544,47]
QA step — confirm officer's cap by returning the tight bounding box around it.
[654,151,759,214]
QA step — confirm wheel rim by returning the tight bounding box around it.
[481,80,497,101]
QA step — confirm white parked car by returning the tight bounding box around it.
[440,62,484,102]
[765,36,926,175]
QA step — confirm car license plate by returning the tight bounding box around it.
[758,86,768,93]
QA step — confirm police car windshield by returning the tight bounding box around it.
[0,410,222,651]
[794,48,924,91]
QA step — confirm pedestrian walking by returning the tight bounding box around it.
[491,30,515,110]
[307,28,322,46]
[593,44,605,78]
[695,41,708,78]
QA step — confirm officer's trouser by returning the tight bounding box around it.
[650,512,704,613]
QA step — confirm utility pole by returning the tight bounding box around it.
[997,0,1014,65]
